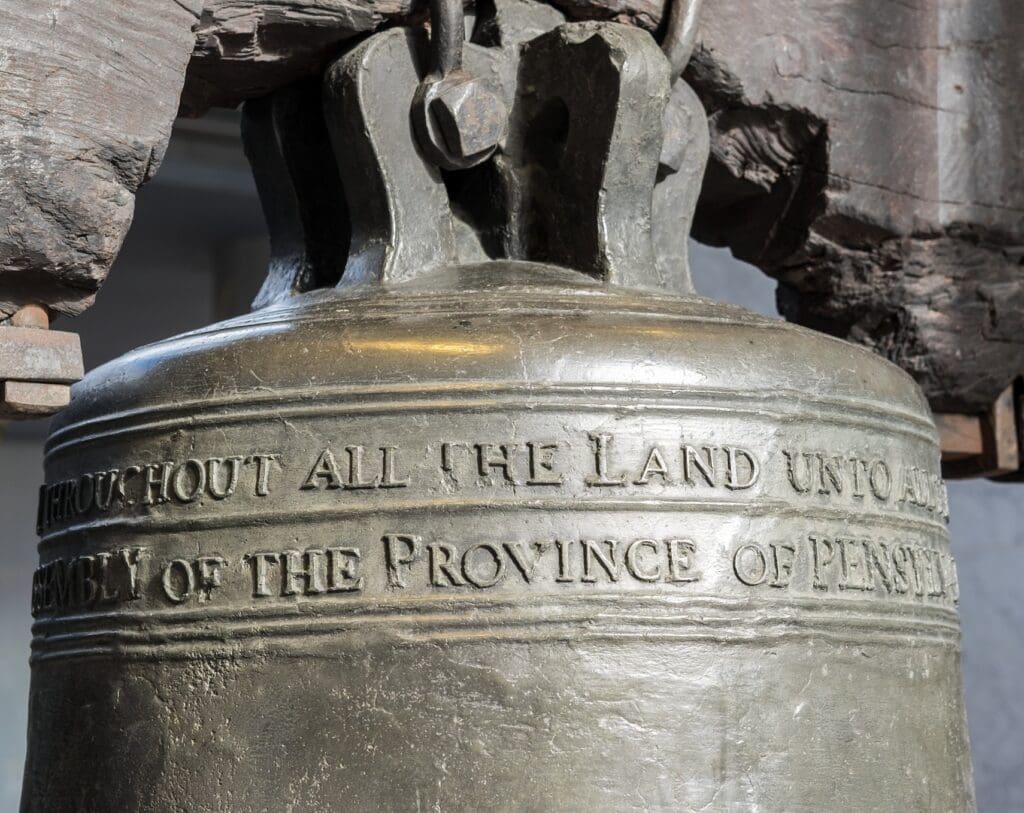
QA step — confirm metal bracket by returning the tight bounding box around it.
[323,28,459,285]
[0,306,83,418]
[240,0,710,296]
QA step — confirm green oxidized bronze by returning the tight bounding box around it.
[23,2,974,810]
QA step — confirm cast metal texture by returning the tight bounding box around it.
[24,8,974,812]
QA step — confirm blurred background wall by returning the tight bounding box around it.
[1,113,1020,810]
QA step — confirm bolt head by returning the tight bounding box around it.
[430,77,508,161]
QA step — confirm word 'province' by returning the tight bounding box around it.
[37,431,948,531]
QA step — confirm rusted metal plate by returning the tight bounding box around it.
[0,327,83,384]
[0,381,70,417]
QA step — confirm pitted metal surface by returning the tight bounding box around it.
[22,9,974,811]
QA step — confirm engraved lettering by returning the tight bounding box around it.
[118,465,142,506]
[94,553,119,603]
[849,457,867,499]
[195,556,226,600]
[384,533,422,588]
[838,538,873,591]
[246,552,279,597]
[327,547,363,592]
[302,449,344,490]
[891,545,912,594]
[161,558,196,603]
[71,556,99,605]
[733,544,768,586]
[818,455,844,495]
[784,451,813,493]
[585,433,626,486]
[345,445,379,489]
[811,536,836,590]
[907,545,928,596]
[769,542,796,588]
[476,443,518,485]
[51,557,72,608]
[62,478,78,519]
[142,462,173,505]
[625,539,662,582]
[526,441,562,485]
[94,471,117,510]
[733,542,795,588]
[869,460,892,500]
[440,442,465,484]
[171,459,207,503]
[666,539,699,583]
[207,457,243,499]
[864,540,894,593]
[119,547,145,599]
[247,453,281,496]
[247,547,363,597]
[32,547,147,615]
[461,543,506,588]
[281,549,324,595]
[725,447,760,490]
[633,446,670,485]
[804,534,955,605]
[899,466,920,506]
[682,445,716,487]
[554,539,575,582]
[503,541,550,583]
[379,446,409,488]
[581,539,620,582]
[429,543,465,586]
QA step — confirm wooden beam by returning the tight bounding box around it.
[938,383,1021,480]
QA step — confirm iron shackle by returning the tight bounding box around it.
[412,0,508,170]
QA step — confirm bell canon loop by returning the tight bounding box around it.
[23,1,974,809]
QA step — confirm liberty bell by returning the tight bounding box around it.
[23,0,974,808]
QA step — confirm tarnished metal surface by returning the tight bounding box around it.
[26,267,972,810]
[0,326,81,384]
[22,11,974,812]
[412,0,508,170]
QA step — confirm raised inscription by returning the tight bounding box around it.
[731,536,958,605]
[301,447,408,490]
[32,528,959,619]
[782,450,948,518]
[382,534,700,589]
[246,548,364,597]
[32,547,146,614]
[37,453,281,531]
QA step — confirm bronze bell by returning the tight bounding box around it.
[23,1,974,809]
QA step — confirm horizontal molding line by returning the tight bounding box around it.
[33,592,961,630]
[37,496,950,547]
[46,383,937,456]
[31,598,961,662]
[30,629,961,664]
[140,301,802,344]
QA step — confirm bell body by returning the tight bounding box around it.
[25,263,974,811]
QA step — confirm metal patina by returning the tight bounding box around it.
[23,2,974,809]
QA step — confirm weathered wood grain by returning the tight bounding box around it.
[0,0,201,318]
[689,0,1024,412]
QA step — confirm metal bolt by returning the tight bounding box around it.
[429,76,508,162]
